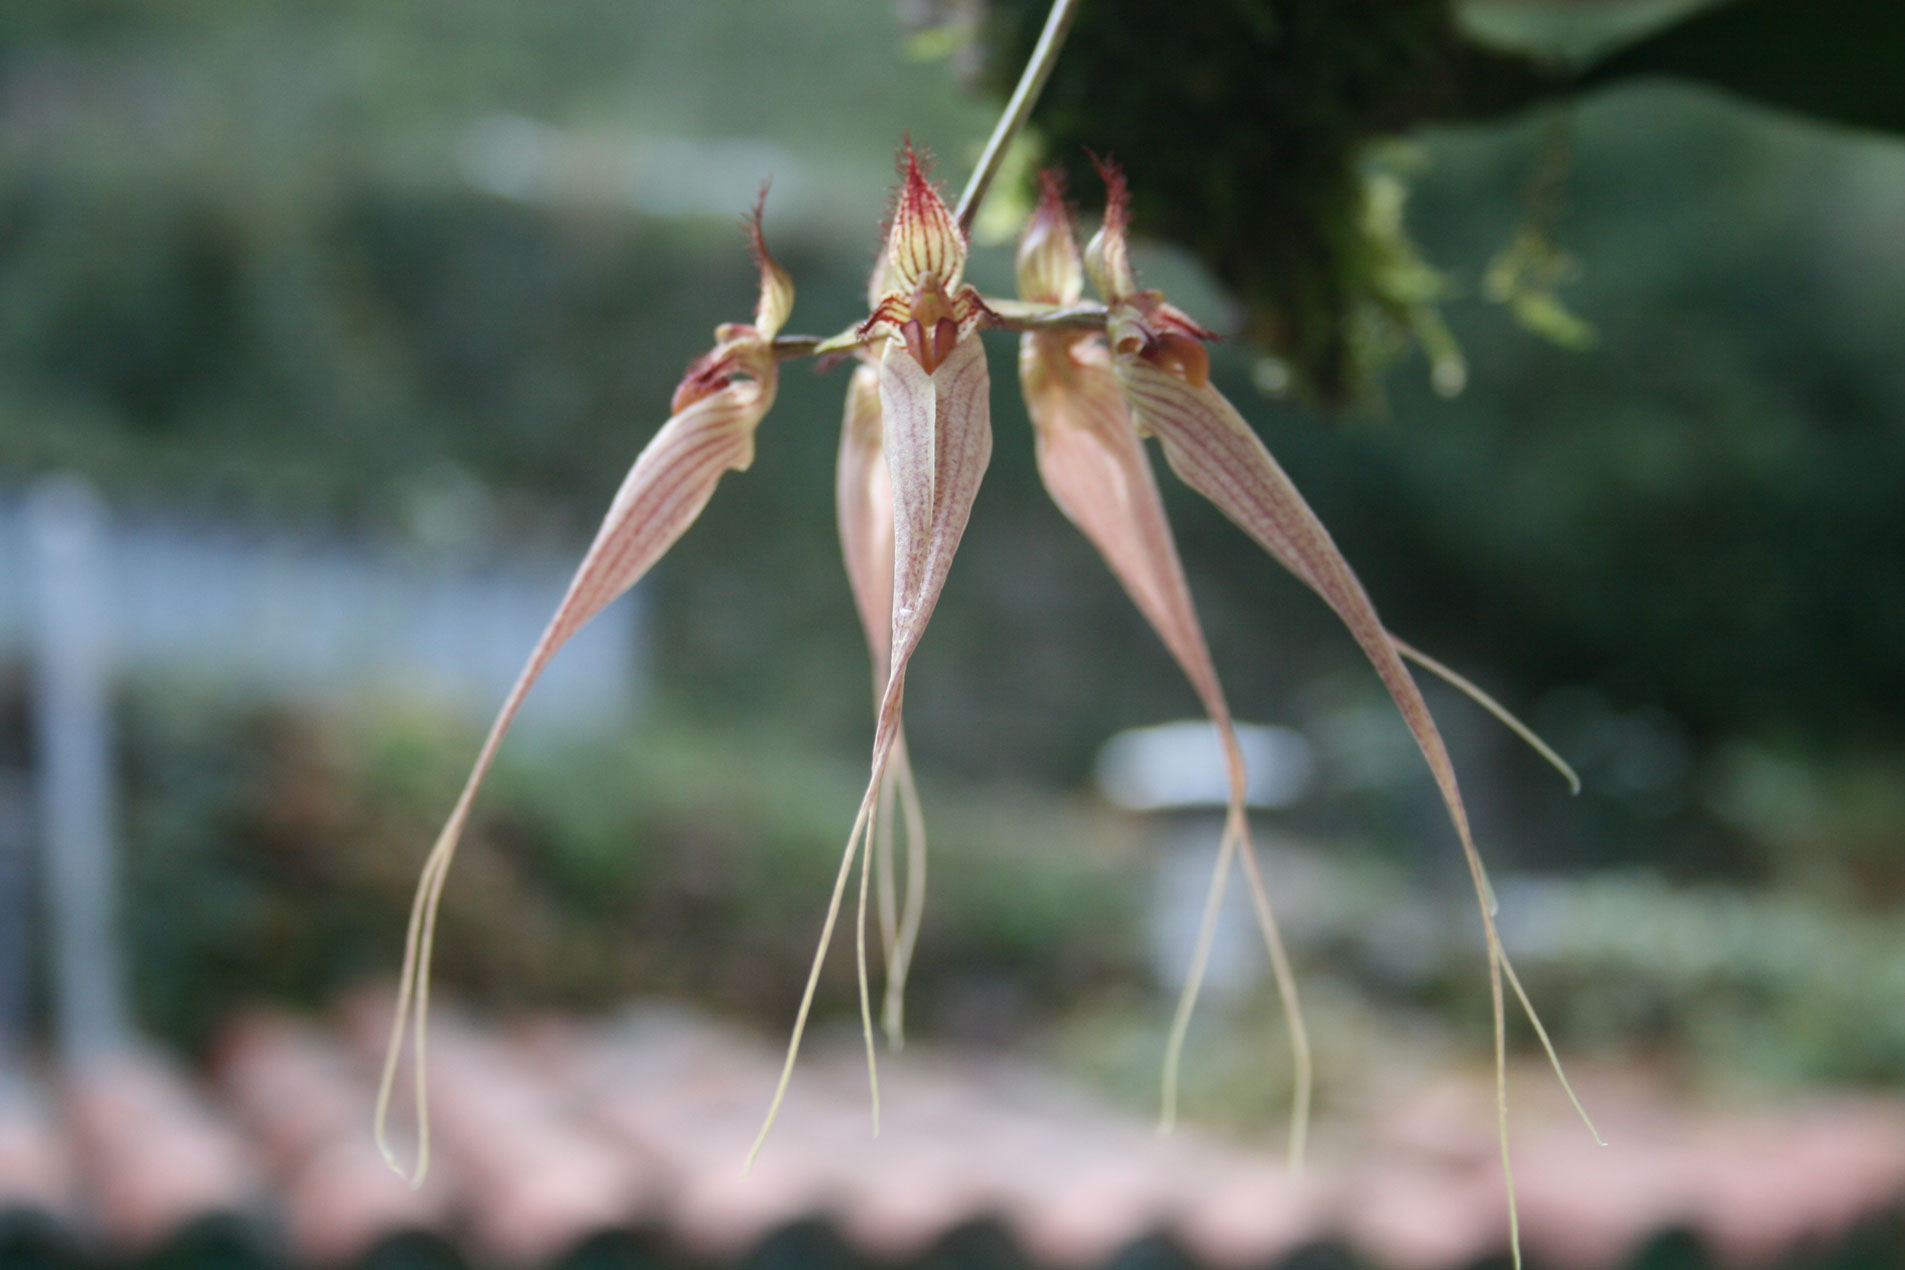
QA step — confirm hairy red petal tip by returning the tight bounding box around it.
[898,134,927,182]
[885,139,966,295]
[1084,153,1137,301]
[1088,151,1130,237]
[745,189,794,340]
[1016,168,1082,305]
[746,182,772,260]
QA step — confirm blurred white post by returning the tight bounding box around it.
[1096,721,1317,1004]
[26,475,131,1062]
[0,772,29,1059]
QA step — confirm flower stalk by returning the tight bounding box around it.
[955,0,1085,232]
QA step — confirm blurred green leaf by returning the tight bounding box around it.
[1483,227,1597,351]
[1581,0,1905,135]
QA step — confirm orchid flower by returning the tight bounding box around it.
[836,357,929,1053]
[1016,172,1313,1165]
[375,205,793,1187]
[749,147,995,1165]
[1077,157,1600,1239]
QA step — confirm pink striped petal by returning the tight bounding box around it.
[1025,335,1213,696]
[834,358,930,1047]
[1114,352,1532,1233]
[877,332,992,741]
[863,330,990,1046]
[1079,157,1582,1260]
[377,348,776,1186]
[1115,359,1470,831]
[1018,169,1312,1157]
[1022,329,1311,1162]
[836,362,895,685]
[750,331,992,1166]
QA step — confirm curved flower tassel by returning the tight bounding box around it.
[1017,175,1310,1166]
[376,210,793,1187]
[1084,160,1596,1266]
[835,362,930,1049]
[751,148,992,1167]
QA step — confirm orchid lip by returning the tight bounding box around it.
[902,317,960,375]
[898,275,962,374]
[1143,331,1210,387]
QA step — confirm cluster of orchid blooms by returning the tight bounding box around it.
[375,146,1597,1261]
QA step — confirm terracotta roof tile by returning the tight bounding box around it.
[62,1049,259,1254]
[214,1013,454,1266]
[0,1001,1899,1269]
[0,1073,76,1220]
[339,1006,652,1267]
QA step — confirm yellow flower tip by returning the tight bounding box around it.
[885,140,967,296]
[746,188,795,341]
[1016,168,1082,305]
[1083,151,1137,301]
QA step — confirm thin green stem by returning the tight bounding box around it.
[768,332,858,361]
[955,0,1085,234]
[980,299,1107,329]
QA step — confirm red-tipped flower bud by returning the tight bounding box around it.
[883,144,966,295]
[1016,170,1082,305]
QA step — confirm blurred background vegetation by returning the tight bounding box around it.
[1,0,1902,1132]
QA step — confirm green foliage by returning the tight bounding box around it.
[1483,227,1597,352]
[108,685,1141,1050]
[1579,0,1905,136]
[980,0,1556,406]
[2,0,1903,1035]
[66,673,1905,1090]
[1385,90,1905,756]
[1052,853,1905,1131]
[978,0,1905,404]
[0,0,985,524]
